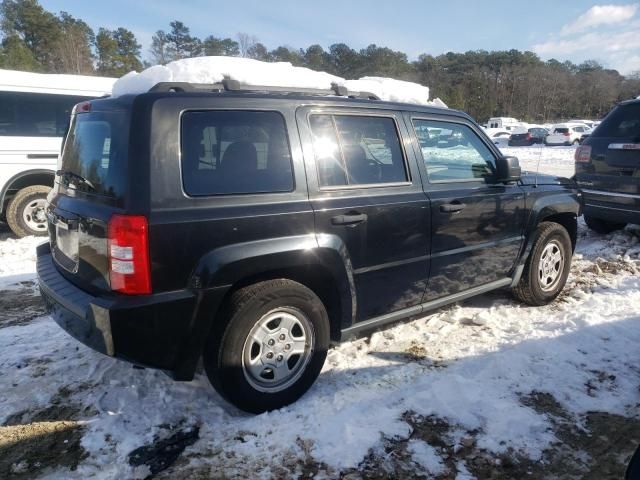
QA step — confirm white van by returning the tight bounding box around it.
[0,69,115,236]
[486,117,523,131]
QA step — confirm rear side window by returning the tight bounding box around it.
[593,103,640,139]
[309,114,408,187]
[0,91,94,137]
[181,111,293,196]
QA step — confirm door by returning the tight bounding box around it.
[406,115,526,300]
[296,107,431,322]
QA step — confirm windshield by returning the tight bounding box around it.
[59,111,129,198]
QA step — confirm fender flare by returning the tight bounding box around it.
[512,190,581,283]
[191,233,357,329]
[171,233,356,380]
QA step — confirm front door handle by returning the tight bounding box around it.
[331,213,368,226]
[440,203,466,213]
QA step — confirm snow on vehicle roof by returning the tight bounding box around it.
[0,69,116,96]
[111,56,446,107]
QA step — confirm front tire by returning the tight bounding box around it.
[513,222,572,306]
[584,215,626,234]
[6,185,50,238]
[203,279,330,413]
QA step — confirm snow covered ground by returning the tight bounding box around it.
[499,144,576,179]
[1,148,639,479]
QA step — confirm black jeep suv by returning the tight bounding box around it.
[37,81,581,413]
[575,98,640,233]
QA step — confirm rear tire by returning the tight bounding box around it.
[6,185,50,238]
[203,279,330,413]
[584,215,626,234]
[512,222,572,306]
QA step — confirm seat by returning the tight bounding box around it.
[342,144,378,184]
[220,141,258,177]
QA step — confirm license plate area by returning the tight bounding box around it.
[49,214,79,273]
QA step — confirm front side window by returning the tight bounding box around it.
[181,110,293,196]
[412,119,495,182]
[309,114,408,187]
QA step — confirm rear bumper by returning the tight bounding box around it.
[582,189,640,225]
[37,242,228,380]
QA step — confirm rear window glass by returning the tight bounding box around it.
[593,103,640,139]
[554,128,569,134]
[181,110,293,196]
[59,111,129,198]
[0,91,94,137]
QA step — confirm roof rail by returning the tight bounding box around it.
[148,78,380,100]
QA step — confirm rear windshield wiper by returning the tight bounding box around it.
[56,170,96,191]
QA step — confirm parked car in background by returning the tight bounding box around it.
[575,98,640,233]
[484,128,512,147]
[37,79,580,413]
[0,69,114,237]
[546,123,589,146]
[573,119,596,129]
[508,126,549,146]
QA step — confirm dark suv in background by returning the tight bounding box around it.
[508,127,549,146]
[37,81,581,413]
[575,98,640,233]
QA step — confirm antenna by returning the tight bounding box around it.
[535,143,542,187]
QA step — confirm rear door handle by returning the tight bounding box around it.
[331,213,368,226]
[440,203,466,213]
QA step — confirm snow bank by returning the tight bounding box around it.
[343,76,429,105]
[112,57,342,97]
[111,56,446,107]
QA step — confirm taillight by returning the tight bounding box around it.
[526,133,532,140]
[108,215,151,295]
[564,132,570,136]
[575,145,592,163]
[72,101,91,114]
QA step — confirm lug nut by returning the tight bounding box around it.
[279,333,286,341]
[277,354,283,362]
[284,344,291,350]
[266,352,273,359]
[268,339,275,346]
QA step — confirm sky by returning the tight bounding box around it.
[39,0,640,75]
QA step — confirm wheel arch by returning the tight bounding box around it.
[0,169,54,216]
[191,234,356,342]
[514,191,581,279]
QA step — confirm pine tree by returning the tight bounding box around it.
[150,21,201,63]
[1,0,62,71]
[202,35,239,57]
[0,33,40,70]
[96,27,142,76]
[166,20,201,59]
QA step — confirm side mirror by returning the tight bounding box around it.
[495,156,521,183]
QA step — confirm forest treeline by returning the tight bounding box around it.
[1,0,639,122]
